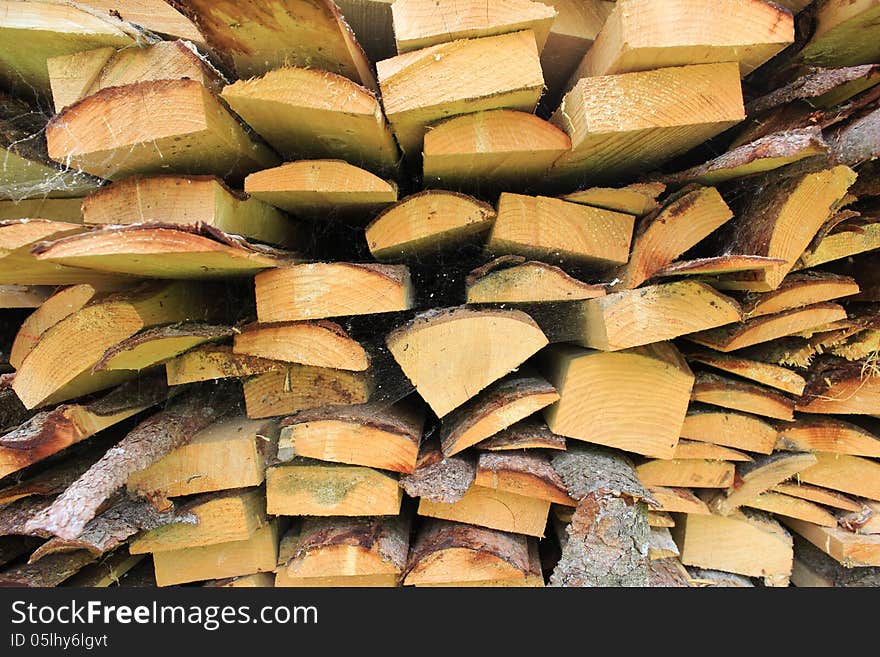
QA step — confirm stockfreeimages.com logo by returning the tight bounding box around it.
[11,600,318,632]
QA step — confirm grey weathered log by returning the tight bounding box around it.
[648,558,692,587]
[399,440,475,503]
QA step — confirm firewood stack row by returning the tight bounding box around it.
[0,0,879,588]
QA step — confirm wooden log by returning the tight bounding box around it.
[684,348,806,396]
[82,174,298,247]
[648,511,675,528]
[648,557,692,587]
[266,460,401,516]
[776,417,880,458]
[636,459,735,489]
[276,401,423,474]
[487,192,633,267]
[745,492,838,527]
[130,488,268,554]
[713,164,856,291]
[386,307,548,418]
[548,63,744,185]
[275,515,408,587]
[233,321,368,372]
[13,281,208,408]
[797,359,880,414]
[673,440,751,463]
[570,0,793,81]
[799,0,880,68]
[64,549,145,588]
[477,419,567,451]
[647,486,711,515]
[165,344,281,386]
[556,281,742,351]
[335,0,396,63]
[0,442,106,507]
[773,482,862,513]
[438,374,559,457]
[46,80,280,181]
[796,452,880,501]
[81,0,204,44]
[244,160,398,222]
[650,256,784,280]
[0,198,83,222]
[673,510,793,581]
[127,416,278,503]
[466,257,606,304]
[748,65,880,116]
[174,0,375,88]
[539,342,694,458]
[416,539,544,587]
[561,181,665,216]
[0,550,95,587]
[152,519,280,587]
[221,68,397,173]
[739,271,860,319]
[784,517,880,567]
[47,39,224,112]
[474,452,575,505]
[690,372,795,422]
[255,263,413,323]
[366,192,496,261]
[422,111,571,192]
[418,485,550,537]
[797,220,880,270]
[679,407,778,454]
[791,535,880,587]
[377,31,545,154]
[399,441,476,503]
[242,366,372,419]
[687,302,849,352]
[93,323,230,372]
[649,528,680,560]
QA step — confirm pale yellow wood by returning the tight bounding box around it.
[418,485,550,537]
[679,408,778,455]
[648,511,675,528]
[773,482,862,512]
[742,273,860,319]
[466,259,606,304]
[800,0,880,67]
[277,572,397,587]
[708,453,819,516]
[672,440,751,462]
[685,349,806,396]
[46,79,279,181]
[221,68,397,173]
[549,63,744,184]
[127,417,279,499]
[691,372,795,422]
[377,30,545,154]
[366,191,496,260]
[266,462,401,516]
[392,0,557,53]
[82,0,204,44]
[795,222,880,270]
[82,175,297,247]
[255,263,413,323]
[636,459,735,489]
[571,0,793,81]
[473,452,575,505]
[777,418,880,458]
[796,370,880,415]
[164,344,281,386]
[45,46,115,113]
[784,517,880,567]
[648,486,710,515]
[243,367,372,419]
[422,110,571,191]
[386,308,548,417]
[153,520,280,587]
[0,198,83,222]
[797,453,880,502]
[244,160,398,221]
[233,322,368,372]
[487,193,634,267]
[539,343,694,459]
[745,492,838,528]
[562,181,665,216]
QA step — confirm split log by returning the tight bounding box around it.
[797,219,880,270]
[242,366,372,419]
[474,452,575,505]
[276,401,423,474]
[64,549,145,587]
[438,374,559,457]
[799,0,880,68]
[0,550,95,587]
[422,110,571,192]
[366,192,496,261]
[126,416,278,503]
[487,192,634,267]
[93,323,230,372]
[648,557,692,587]
[684,348,806,396]
[650,256,784,279]
[152,519,280,587]
[244,160,398,221]
[539,342,694,458]
[773,482,861,512]
[548,63,744,185]
[747,65,880,115]
[776,417,880,458]
[81,0,204,45]
[795,452,880,501]
[266,460,401,516]
[739,271,860,318]
[569,0,792,81]
[690,372,796,421]
[0,198,83,222]
[672,440,751,462]
[561,181,665,217]
[636,459,734,489]
[82,174,297,247]
[466,257,606,304]
[399,441,475,505]
[791,535,880,587]
[827,104,880,166]
[377,31,545,154]
[386,307,548,418]
[648,511,675,528]
[165,344,281,386]
[477,419,567,452]
[745,492,838,527]
[647,486,711,515]
[797,359,880,414]
[417,484,551,537]
[784,517,880,567]
[0,442,106,507]
[13,281,208,408]
[220,68,397,172]
[233,321,368,372]
[255,263,413,323]
[46,80,279,181]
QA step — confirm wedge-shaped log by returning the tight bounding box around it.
[165,345,281,386]
[746,492,837,528]
[740,272,860,318]
[221,68,396,173]
[13,282,207,408]
[366,192,496,260]
[82,175,297,247]
[538,342,694,458]
[570,0,792,81]
[773,482,861,512]
[796,453,880,502]
[797,361,880,414]
[687,302,849,352]
[386,307,548,417]
[46,80,279,181]
[691,372,795,422]
[152,520,280,587]
[647,487,710,515]
[561,281,742,351]
[243,367,373,419]
[777,417,880,458]
[47,40,224,112]
[679,408,778,454]
[127,417,279,502]
[652,256,783,280]
[791,535,880,586]
[377,31,545,154]
[474,452,574,505]
[477,419,567,452]
[466,257,606,304]
[422,110,571,191]
[784,518,880,567]
[800,0,880,68]
[233,321,368,372]
[684,348,806,396]
[418,485,550,537]
[673,440,751,462]
[797,221,880,270]
[562,181,665,216]
[277,402,424,474]
[255,263,413,323]
[244,160,398,221]
[399,440,476,504]
[487,193,634,267]
[94,323,231,371]
[636,459,735,489]
[439,374,559,457]
[266,460,401,516]
[549,63,745,184]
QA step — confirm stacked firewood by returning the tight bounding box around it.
[0,0,879,588]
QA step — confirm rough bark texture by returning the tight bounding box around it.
[686,567,755,587]
[287,515,410,572]
[399,440,475,503]
[550,446,654,505]
[828,104,880,166]
[793,535,880,587]
[477,419,567,451]
[747,65,880,115]
[648,558,692,587]
[0,550,95,587]
[0,495,55,537]
[23,383,239,539]
[477,451,569,495]
[280,401,422,446]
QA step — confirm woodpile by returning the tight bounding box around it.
[0,0,879,589]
